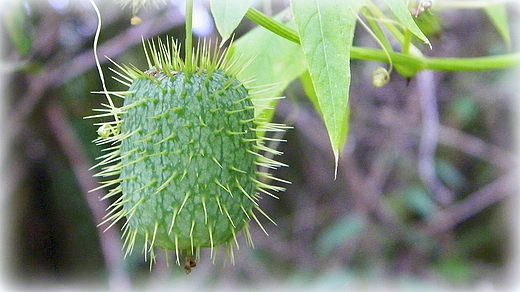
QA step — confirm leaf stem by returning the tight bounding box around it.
[361,7,393,53]
[363,0,407,48]
[185,0,194,73]
[355,8,393,73]
[403,29,412,56]
[244,7,300,44]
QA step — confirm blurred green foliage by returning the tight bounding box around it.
[2,0,517,290]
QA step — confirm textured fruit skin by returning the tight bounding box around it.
[89,38,288,269]
[120,70,257,251]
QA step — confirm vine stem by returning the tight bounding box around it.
[245,7,299,43]
[185,0,194,72]
[244,7,520,74]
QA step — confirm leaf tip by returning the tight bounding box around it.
[333,150,339,180]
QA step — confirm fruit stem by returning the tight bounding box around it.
[185,0,194,73]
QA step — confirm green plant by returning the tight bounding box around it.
[88,0,519,273]
[231,0,518,169]
[90,37,288,273]
[89,0,291,273]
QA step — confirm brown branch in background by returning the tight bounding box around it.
[278,98,406,264]
[416,70,454,206]
[341,150,404,234]
[439,125,516,171]
[6,6,184,147]
[44,101,131,291]
[424,171,517,235]
[3,5,185,285]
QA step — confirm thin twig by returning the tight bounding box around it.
[424,171,517,234]
[44,101,131,291]
[416,70,454,206]
[439,125,516,171]
[6,7,183,146]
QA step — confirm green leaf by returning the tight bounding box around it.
[385,0,431,48]
[229,8,307,120]
[404,185,438,218]
[316,212,366,257]
[4,0,34,56]
[291,0,360,174]
[300,70,321,116]
[210,0,253,43]
[484,3,511,48]
[436,159,468,190]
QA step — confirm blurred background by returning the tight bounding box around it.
[1,0,518,290]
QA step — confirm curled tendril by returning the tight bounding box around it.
[97,124,112,139]
[131,15,142,25]
[97,124,120,139]
[372,67,390,87]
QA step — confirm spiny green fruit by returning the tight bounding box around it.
[89,38,288,273]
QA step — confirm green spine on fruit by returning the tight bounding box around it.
[122,70,257,251]
[88,38,288,270]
